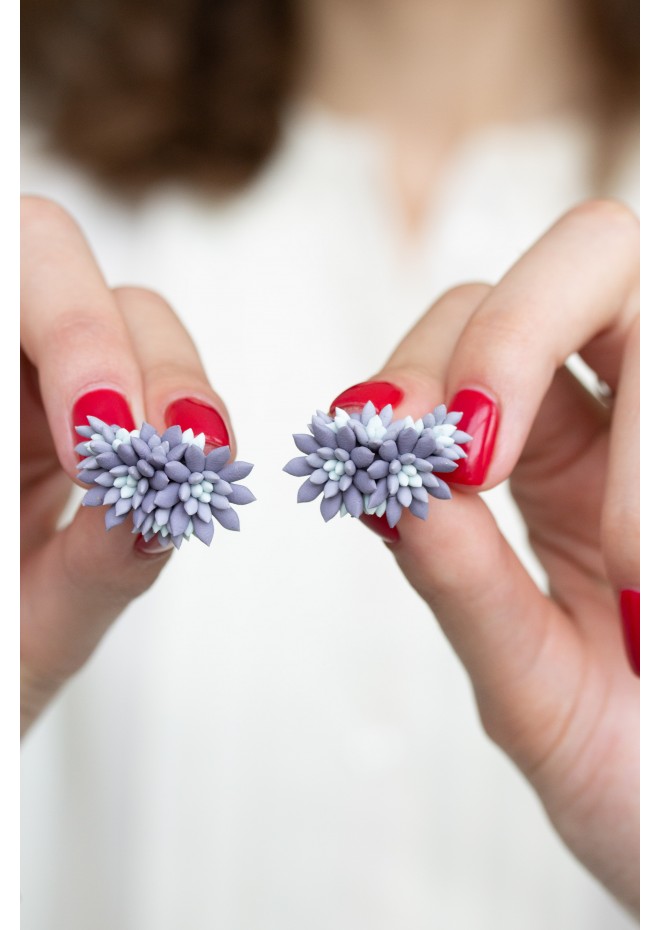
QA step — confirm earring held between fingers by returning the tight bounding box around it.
[283,400,471,529]
[74,417,255,548]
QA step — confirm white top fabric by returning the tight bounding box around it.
[21,106,638,930]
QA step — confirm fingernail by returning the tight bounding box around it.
[446,388,499,486]
[330,381,404,415]
[619,589,640,676]
[135,535,174,556]
[164,398,230,448]
[73,389,135,439]
[359,513,400,543]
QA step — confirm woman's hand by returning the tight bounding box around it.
[21,196,234,735]
[331,200,640,912]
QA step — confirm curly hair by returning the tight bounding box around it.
[21,0,637,194]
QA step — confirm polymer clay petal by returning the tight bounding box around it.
[297,479,324,503]
[293,433,320,455]
[321,494,343,522]
[283,457,314,477]
[82,485,108,507]
[227,485,257,506]
[205,446,231,470]
[218,461,254,482]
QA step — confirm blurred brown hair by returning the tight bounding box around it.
[21,0,637,195]
[581,0,639,115]
[21,0,297,192]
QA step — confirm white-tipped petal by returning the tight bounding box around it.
[366,415,387,442]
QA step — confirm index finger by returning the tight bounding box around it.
[21,196,144,474]
[445,199,639,488]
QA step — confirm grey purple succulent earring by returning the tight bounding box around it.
[76,417,255,547]
[283,402,471,528]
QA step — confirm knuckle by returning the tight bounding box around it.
[467,306,538,357]
[46,306,118,350]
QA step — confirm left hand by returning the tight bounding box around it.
[331,199,640,912]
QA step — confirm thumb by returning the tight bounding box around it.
[21,504,171,732]
[330,369,582,775]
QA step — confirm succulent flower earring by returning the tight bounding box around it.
[283,401,471,528]
[76,417,255,547]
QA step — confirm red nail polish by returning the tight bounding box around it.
[446,389,499,486]
[73,389,135,440]
[330,381,404,415]
[619,589,640,676]
[164,398,230,449]
[359,513,400,543]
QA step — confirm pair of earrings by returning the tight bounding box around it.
[75,400,471,549]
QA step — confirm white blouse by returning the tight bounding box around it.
[21,106,638,930]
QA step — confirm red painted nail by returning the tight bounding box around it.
[73,389,135,443]
[446,389,499,486]
[619,589,640,676]
[360,513,400,543]
[330,381,404,415]
[164,398,230,449]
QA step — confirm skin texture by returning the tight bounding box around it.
[20,195,235,734]
[356,200,639,913]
